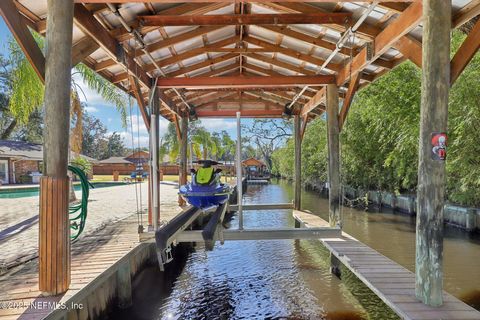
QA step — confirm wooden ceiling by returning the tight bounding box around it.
[1,0,480,131]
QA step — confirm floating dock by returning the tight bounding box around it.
[293,210,480,320]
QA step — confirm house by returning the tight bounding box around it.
[241,157,269,179]
[93,151,157,175]
[0,140,96,185]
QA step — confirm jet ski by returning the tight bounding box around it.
[179,160,232,208]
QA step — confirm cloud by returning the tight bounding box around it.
[198,119,237,131]
[84,106,99,113]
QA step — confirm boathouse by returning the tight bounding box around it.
[1,0,480,319]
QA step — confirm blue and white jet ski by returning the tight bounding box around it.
[179,160,231,208]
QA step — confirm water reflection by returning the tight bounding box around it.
[110,180,480,319]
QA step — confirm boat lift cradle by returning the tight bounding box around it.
[153,112,341,270]
[153,201,341,271]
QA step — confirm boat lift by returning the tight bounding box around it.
[151,112,341,270]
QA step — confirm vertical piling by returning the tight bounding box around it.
[327,84,341,228]
[415,0,451,307]
[150,87,160,230]
[39,0,74,295]
[179,117,188,206]
[294,115,302,210]
[236,112,243,230]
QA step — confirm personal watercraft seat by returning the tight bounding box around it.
[195,166,215,185]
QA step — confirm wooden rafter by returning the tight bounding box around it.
[111,3,229,42]
[395,35,422,68]
[138,13,351,26]
[157,75,335,89]
[71,37,99,66]
[244,36,342,72]
[301,87,326,117]
[196,109,284,118]
[336,2,423,86]
[166,54,237,77]
[128,75,151,131]
[339,71,362,130]
[0,0,45,81]
[450,17,480,86]
[73,4,151,88]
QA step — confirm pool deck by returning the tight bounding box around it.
[0,183,182,320]
[0,182,179,270]
[293,210,480,320]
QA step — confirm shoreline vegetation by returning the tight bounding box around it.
[271,30,480,209]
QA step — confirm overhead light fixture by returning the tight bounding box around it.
[189,106,198,121]
[282,103,293,120]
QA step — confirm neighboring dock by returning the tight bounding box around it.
[293,210,480,320]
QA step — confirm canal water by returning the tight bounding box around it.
[111,179,480,320]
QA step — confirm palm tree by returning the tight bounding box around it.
[7,33,127,200]
[191,128,217,160]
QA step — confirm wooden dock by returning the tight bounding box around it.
[293,210,480,320]
[0,215,155,320]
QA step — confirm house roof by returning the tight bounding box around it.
[242,157,266,167]
[0,140,43,160]
[0,140,98,163]
[98,156,132,164]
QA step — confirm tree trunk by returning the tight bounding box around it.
[1,119,17,139]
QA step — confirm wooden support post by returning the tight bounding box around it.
[327,84,341,228]
[415,0,451,307]
[293,115,301,210]
[39,0,74,295]
[116,262,132,308]
[150,87,160,230]
[179,117,188,206]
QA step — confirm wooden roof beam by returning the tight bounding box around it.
[128,75,150,131]
[111,3,229,42]
[244,36,342,72]
[71,37,100,66]
[73,4,151,88]
[157,75,335,89]
[166,53,237,78]
[395,35,422,68]
[74,1,417,3]
[339,71,362,130]
[245,53,316,75]
[0,0,45,82]
[336,2,423,86]
[138,13,351,26]
[450,17,480,86]
[196,109,284,118]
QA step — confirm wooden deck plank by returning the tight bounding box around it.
[293,210,480,320]
[0,215,147,319]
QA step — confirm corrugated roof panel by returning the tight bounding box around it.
[205,26,236,43]
[250,3,279,14]
[173,36,205,53]
[271,65,296,76]
[205,4,234,15]
[182,53,209,67]
[164,26,196,38]
[146,47,172,62]
[19,0,47,19]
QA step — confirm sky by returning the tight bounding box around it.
[0,19,244,148]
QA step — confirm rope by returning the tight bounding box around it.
[68,165,93,241]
